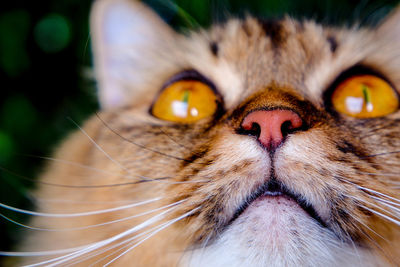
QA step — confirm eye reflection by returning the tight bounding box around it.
[152,80,218,123]
[331,75,398,118]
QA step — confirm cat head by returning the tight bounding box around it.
[87,0,400,265]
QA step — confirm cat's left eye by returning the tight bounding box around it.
[331,75,399,118]
[151,80,219,123]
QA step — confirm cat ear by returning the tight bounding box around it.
[376,6,400,41]
[90,0,176,109]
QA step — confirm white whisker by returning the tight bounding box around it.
[36,156,170,182]
[82,224,164,266]
[24,205,180,266]
[68,203,190,266]
[156,179,209,185]
[352,214,388,242]
[1,200,184,232]
[0,197,161,218]
[0,246,88,257]
[347,194,400,221]
[371,197,400,215]
[31,156,124,177]
[338,197,389,243]
[362,206,400,226]
[103,207,200,266]
[27,155,207,186]
[356,185,400,204]
[370,196,400,208]
[340,179,400,203]
[344,229,362,266]
[34,198,138,205]
[85,218,183,266]
[69,118,141,179]
[95,113,198,164]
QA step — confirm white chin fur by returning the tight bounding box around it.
[182,197,383,267]
[183,231,381,267]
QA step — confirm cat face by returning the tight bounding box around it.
[15,0,400,266]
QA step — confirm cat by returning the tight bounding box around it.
[3,0,400,266]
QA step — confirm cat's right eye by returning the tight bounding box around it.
[151,80,219,123]
[331,75,399,118]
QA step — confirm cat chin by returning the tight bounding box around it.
[184,245,381,267]
[182,196,383,267]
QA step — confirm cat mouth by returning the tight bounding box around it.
[229,180,327,228]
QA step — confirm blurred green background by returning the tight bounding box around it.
[0,0,398,258]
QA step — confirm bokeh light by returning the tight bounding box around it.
[34,14,71,53]
[1,96,37,135]
[0,131,14,163]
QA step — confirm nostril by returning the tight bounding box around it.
[247,122,261,138]
[239,109,304,151]
[237,122,261,139]
[281,120,295,136]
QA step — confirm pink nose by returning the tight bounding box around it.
[241,110,303,151]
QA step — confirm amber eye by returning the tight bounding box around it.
[151,80,219,123]
[331,75,399,118]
